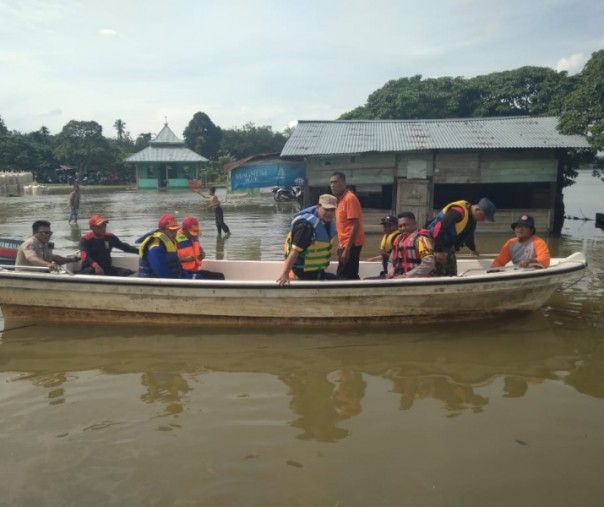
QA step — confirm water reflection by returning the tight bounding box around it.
[2,315,602,442]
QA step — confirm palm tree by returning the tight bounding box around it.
[114,119,126,141]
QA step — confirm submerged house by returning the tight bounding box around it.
[281,117,589,232]
[125,123,208,190]
[223,153,305,197]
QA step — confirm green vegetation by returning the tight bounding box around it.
[0,113,289,185]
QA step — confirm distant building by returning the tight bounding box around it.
[124,123,208,190]
[281,116,590,232]
[223,153,305,197]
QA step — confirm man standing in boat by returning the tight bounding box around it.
[277,194,338,285]
[79,214,139,276]
[138,214,183,278]
[15,220,79,271]
[427,197,496,276]
[388,212,435,278]
[491,215,550,269]
[329,171,365,280]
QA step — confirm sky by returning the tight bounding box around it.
[1,0,603,140]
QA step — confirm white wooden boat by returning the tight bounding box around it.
[0,252,587,328]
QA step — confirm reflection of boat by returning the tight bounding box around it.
[0,252,587,328]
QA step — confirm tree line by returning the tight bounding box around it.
[1,49,602,184]
[0,113,290,184]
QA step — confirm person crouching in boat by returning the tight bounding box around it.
[366,215,400,278]
[427,197,496,276]
[176,217,225,280]
[15,220,79,272]
[79,214,139,276]
[138,214,183,278]
[491,215,550,269]
[387,212,435,279]
[277,194,338,285]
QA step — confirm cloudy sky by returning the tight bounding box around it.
[1,0,603,139]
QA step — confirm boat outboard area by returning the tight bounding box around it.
[0,252,587,329]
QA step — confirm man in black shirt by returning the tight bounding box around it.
[79,214,139,276]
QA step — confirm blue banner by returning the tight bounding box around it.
[230,162,306,191]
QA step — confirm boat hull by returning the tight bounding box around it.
[0,253,587,328]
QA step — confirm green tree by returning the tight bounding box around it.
[220,122,287,160]
[183,112,222,160]
[0,115,8,136]
[558,50,604,180]
[469,66,575,117]
[113,119,127,141]
[340,75,479,119]
[134,132,153,151]
[53,120,113,174]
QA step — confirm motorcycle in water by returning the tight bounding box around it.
[271,185,303,202]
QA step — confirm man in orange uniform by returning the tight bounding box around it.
[329,171,365,279]
[176,216,225,279]
[491,215,550,269]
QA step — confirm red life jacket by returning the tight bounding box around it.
[391,229,431,275]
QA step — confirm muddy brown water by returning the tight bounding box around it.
[1,175,603,506]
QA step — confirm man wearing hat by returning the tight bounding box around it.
[491,214,550,269]
[427,197,496,276]
[79,214,139,276]
[277,194,338,285]
[366,215,400,277]
[138,214,183,278]
[176,216,225,280]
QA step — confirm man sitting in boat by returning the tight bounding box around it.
[491,215,550,269]
[387,212,435,279]
[277,194,338,285]
[366,215,399,278]
[176,216,225,280]
[79,214,139,276]
[15,220,79,272]
[138,214,183,278]
[427,197,496,276]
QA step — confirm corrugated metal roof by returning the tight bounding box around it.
[281,117,590,156]
[150,124,183,145]
[124,146,208,163]
[124,123,208,163]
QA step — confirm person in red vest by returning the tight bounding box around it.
[176,217,225,280]
[387,212,435,279]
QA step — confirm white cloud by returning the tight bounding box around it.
[555,53,587,74]
[98,28,121,38]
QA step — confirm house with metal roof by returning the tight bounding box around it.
[281,116,589,232]
[124,123,208,190]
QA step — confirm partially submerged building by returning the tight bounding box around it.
[223,153,305,197]
[281,117,589,232]
[125,123,207,190]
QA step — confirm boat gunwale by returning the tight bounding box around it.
[0,256,587,291]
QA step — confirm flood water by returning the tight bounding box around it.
[1,174,603,506]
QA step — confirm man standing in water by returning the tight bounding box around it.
[196,187,230,236]
[68,184,80,225]
[329,171,365,279]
